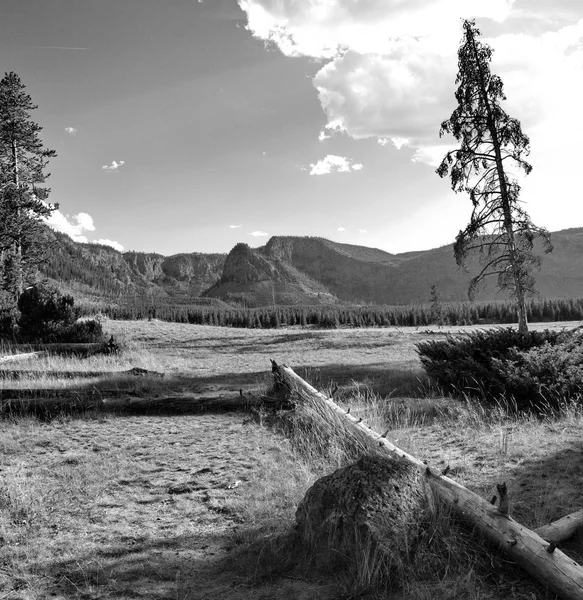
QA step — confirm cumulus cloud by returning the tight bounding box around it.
[95,239,124,252]
[309,154,363,175]
[249,230,268,237]
[358,229,368,233]
[239,0,513,59]
[45,209,123,250]
[102,160,125,171]
[239,1,583,177]
[64,126,78,135]
[45,210,95,243]
[337,226,346,232]
[230,224,242,229]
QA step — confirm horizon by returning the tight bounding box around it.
[54,224,582,259]
[2,1,582,256]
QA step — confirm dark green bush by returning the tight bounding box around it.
[17,284,79,341]
[14,284,105,343]
[416,328,567,408]
[53,318,105,343]
[495,331,583,407]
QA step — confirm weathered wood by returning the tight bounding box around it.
[10,339,118,357]
[535,510,583,543]
[1,390,277,417]
[0,388,123,401]
[102,393,288,413]
[1,396,104,416]
[0,367,164,380]
[0,351,47,363]
[275,361,583,600]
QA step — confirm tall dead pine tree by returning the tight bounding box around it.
[0,72,57,303]
[437,20,551,334]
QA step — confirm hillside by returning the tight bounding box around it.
[43,228,583,307]
[43,230,226,302]
[204,230,583,306]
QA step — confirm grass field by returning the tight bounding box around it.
[1,318,582,599]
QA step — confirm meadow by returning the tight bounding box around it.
[1,318,582,599]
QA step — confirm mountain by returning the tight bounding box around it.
[204,230,583,306]
[43,230,226,301]
[42,227,583,307]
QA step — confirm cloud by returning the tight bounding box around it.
[358,229,368,233]
[64,127,78,135]
[309,154,363,175]
[239,0,513,58]
[95,239,124,252]
[239,1,583,174]
[249,230,268,236]
[45,210,95,243]
[45,209,123,251]
[230,224,242,229]
[337,226,346,232]
[102,160,125,171]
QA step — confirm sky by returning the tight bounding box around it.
[1,0,582,256]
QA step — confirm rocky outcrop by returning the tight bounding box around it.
[123,252,166,280]
[220,243,279,284]
[295,454,428,581]
[205,242,337,306]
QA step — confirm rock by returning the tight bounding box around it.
[295,454,427,580]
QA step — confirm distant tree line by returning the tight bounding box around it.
[94,296,583,329]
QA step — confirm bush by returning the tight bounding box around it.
[496,331,583,408]
[15,284,105,343]
[52,319,105,343]
[416,327,567,409]
[17,284,79,342]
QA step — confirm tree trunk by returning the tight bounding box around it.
[275,362,583,600]
[468,27,529,334]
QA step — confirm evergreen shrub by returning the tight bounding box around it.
[496,330,583,407]
[416,327,567,409]
[16,284,104,343]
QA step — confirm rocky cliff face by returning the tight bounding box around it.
[45,231,226,300]
[220,243,278,284]
[205,242,336,306]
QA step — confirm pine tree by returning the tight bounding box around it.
[436,21,551,334]
[0,72,57,303]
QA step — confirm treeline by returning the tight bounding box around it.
[96,296,583,328]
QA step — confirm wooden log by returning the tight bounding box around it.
[0,351,47,364]
[535,510,583,543]
[11,341,117,357]
[0,367,164,380]
[275,362,583,600]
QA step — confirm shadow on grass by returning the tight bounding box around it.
[40,528,314,600]
[0,361,429,420]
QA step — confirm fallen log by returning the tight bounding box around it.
[535,510,583,543]
[101,392,289,414]
[11,340,118,357]
[0,367,164,380]
[274,361,583,600]
[0,351,48,364]
[1,396,104,417]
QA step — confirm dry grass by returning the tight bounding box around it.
[1,317,582,599]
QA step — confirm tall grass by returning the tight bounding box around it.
[235,367,583,599]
